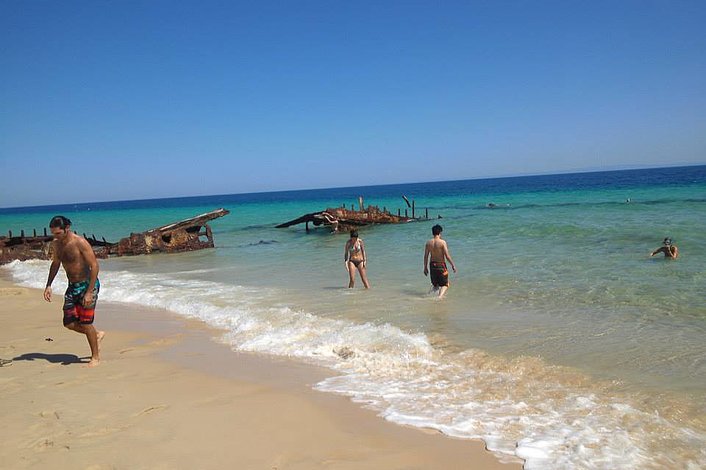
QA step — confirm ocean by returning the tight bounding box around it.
[2,165,705,469]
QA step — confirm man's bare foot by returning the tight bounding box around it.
[86,358,101,368]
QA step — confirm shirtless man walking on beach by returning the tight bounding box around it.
[423,224,457,298]
[43,216,104,367]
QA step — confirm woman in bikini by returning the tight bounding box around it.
[344,230,370,289]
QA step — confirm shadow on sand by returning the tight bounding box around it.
[12,352,86,365]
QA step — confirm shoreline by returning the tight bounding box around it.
[0,277,522,469]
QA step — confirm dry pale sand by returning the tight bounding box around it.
[0,278,522,469]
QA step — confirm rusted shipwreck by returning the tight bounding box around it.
[276,196,433,233]
[0,208,230,264]
[108,208,229,257]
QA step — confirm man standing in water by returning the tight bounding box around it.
[423,224,457,298]
[43,216,104,367]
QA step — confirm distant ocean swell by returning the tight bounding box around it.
[4,260,705,469]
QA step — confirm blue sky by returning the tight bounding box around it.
[1,1,705,208]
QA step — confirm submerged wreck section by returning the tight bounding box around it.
[109,208,229,256]
[276,196,432,233]
[0,208,230,265]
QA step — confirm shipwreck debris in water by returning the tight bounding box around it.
[0,228,54,263]
[109,208,230,256]
[276,196,433,233]
[0,208,230,264]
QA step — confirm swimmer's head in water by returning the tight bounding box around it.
[663,237,673,246]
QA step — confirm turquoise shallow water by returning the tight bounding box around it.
[2,166,705,468]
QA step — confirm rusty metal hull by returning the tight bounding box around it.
[0,235,53,263]
[0,208,230,264]
[110,223,215,256]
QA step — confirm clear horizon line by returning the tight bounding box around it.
[2,162,704,211]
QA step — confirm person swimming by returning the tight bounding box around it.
[650,237,679,259]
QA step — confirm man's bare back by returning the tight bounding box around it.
[426,238,449,263]
[423,225,456,298]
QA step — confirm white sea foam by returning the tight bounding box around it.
[4,260,706,469]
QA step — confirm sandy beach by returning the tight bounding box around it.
[0,278,521,469]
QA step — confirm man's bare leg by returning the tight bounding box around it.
[437,286,448,298]
[65,322,102,366]
[82,324,101,367]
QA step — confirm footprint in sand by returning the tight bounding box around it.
[32,437,55,450]
[79,426,127,438]
[118,336,178,357]
[115,346,154,359]
[0,288,25,296]
[39,410,60,420]
[147,335,183,348]
[77,406,168,439]
[50,379,85,389]
[134,405,169,417]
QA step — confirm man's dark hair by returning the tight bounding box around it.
[49,216,72,229]
[432,224,443,236]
